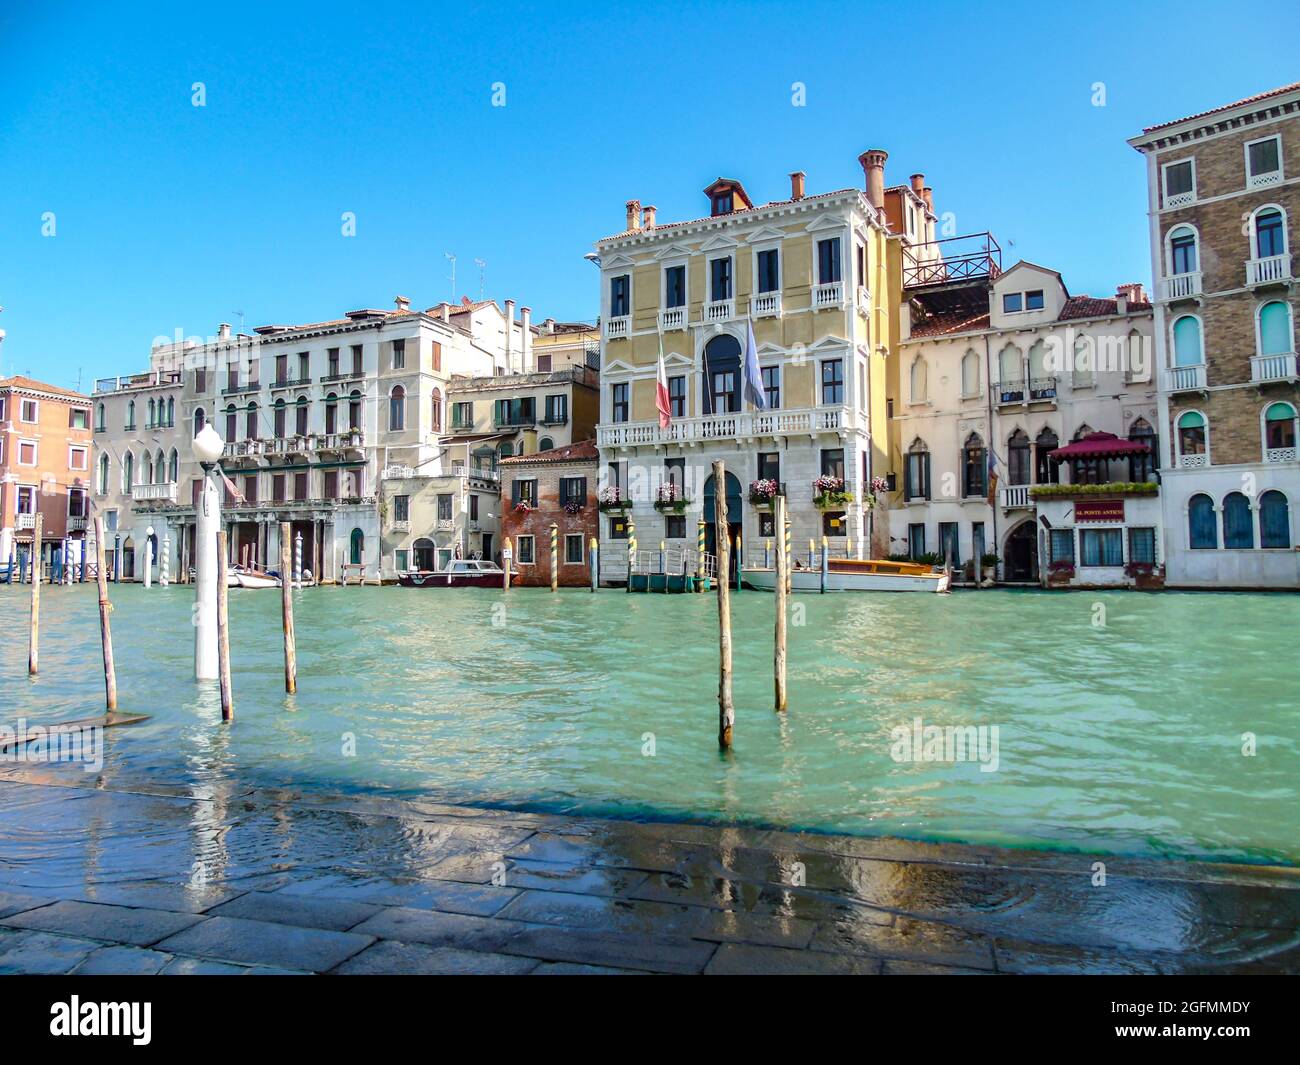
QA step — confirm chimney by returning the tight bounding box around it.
[625,199,642,232]
[394,295,411,313]
[543,317,556,334]
[858,149,888,211]
[218,323,231,339]
[642,204,657,229]
[922,186,934,212]
[440,304,450,322]
[520,306,532,371]
[789,171,806,201]
[909,173,925,197]
[1115,282,1146,312]
[504,299,516,370]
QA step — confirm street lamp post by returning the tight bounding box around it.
[192,424,225,680]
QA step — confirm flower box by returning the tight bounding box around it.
[1030,482,1158,500]
[812,475,853,509]
[597,500,630,513]
[748,479,780,508]
[653,499,689,514]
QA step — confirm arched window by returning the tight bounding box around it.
[1128,418,1158,482]
[273,398,287,438]
[389,386,406,432]
[1072,423,1094,441]
[193,408,206,437]
[97,453,110,495]
[1222,492,1254,549]
[1073,335,1094,388]
[1260,490,1291,548]
[246,403,259,440]
[1034,427,1059,484]
[1251,206,1287,260]
[1007,429,1031,485]
[123,451,134,491]
[1257,300,1294,356]
[95,403,106,432]
[167,397,175,426]
[960,350,980,397]
[431,387,443,432]
[904,438,930,501]
[1177,410,1207,464]
[295,396,309,436]
[1264,401,1297,457]
[909,357,928,404]
[348,391,362,431]
[147,398,156,427]
[1123,329,1145,383]
[126,400,136,429]
[324,393,339,435]
[998,344,1022,399]
[1188,493,1217,549]
[962,432,987,498]
[1172,315,1202,367]
[498,441,514,459]
[155,450,166,484]
[168,449,178,482]
[225,404,238,443]
[1167,225,1198,275]
[538,437,554,452]
[1028,340,1048,385]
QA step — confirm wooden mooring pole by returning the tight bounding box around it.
[93,517,117,711]
[589,537,598,592]
[279,522,297,695]
[714,460,734,749]
[28,513,43,675]
[502,537,512,590]
[216,530,234,721]
[774,494,788,712]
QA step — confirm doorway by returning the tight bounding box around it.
[703,470,743,585]
[1004,520,1038,582]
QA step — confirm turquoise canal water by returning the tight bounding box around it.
[1,583,1296,864]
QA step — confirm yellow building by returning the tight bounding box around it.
[592,150,933,574]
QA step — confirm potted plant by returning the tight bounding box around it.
[812,475,853,509]
[597,486,629,513]
[864,476,889,510]
[980,552,999,582]
[1047,559,1075,584]
[653,483,688,514]
[1125,561,1164,589]
[749,478,779,508]
[514,500,534,516]
[562,498,584,515]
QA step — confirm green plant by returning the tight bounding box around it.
[980,552,1000,567]
[1030,481,1158,499]
[915,551,941,566]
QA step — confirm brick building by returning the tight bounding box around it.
[0,375,93,573]
[499,439,597,586]
[1130,83,1299,587]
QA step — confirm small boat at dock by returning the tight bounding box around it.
[745,557,950,593]
[398,559,506,588]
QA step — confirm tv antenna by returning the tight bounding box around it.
[474,258,486,301]
[444,252,457,301]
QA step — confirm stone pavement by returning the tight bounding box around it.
[0,767,1297,974]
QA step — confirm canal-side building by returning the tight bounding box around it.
[531,319,600,373]
[592,152,913,579]
[1130,82,1300,589]
[0,375,93,573]
[499,439,598,587]
[887,260,1158,586]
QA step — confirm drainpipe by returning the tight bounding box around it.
[984,329,998,583]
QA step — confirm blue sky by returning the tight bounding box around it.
[2,0,1296,391]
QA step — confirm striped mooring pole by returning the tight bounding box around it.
[783,518,792,594]
[626,519,636,592]
[293,531,303,589]
[160,534,171,587]
[550,523,558,592]
[696,518,706,588]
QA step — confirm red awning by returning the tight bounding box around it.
[1048,431,1150,461]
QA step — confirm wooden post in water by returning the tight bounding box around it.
[696,518,706,591]
[735,530,743,593]
[216,530,234,721]
[502,537,512,590]
[550,523,558,592]
[279,522,297,695]
[93,517,117,711]
[28,514,43,675]
[820,535,829,594]
[713,460,734,749]
[589,537,598,592]
[626,519,636,593]
[774,494,788,712]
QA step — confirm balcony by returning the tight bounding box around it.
[16,514,35,530]
[1177,453,1209,469]
[658,307,687,331]
[1251,352,1299,383]
[224,439,265,460]
[1247,168,1283,191]
[315,430,364,452]
[812,282,844,310]
[598,405,852,449]
[1029,377,1058,402]
[132,482,178,503]
[994,380,1026,406]
[1000,485,1032,509]
[1164,363,1207,392]
[1266,446,1297,464]
[704,299,734,323]
[67,516,87,532]
[605,316,630,340]
[750,292,782,319]
[1159,271,1202,302]
[270,375,312,391]
[221,381,262,396]
[389,519,410,533]
[902,232,1002,290]
[856,286,872,316]
[1246,254,1292,287]
[320,369,365,384]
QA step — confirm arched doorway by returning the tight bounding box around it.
[349,528,365,566]
[703,471,743,583]
[703,334,742,415]
[122,538,136,580]
[1004,520,1038,582]
[413,537,436,571]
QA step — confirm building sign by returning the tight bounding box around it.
[1074,499,1124,523]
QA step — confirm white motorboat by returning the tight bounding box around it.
[227,567,281,589]
[745,557,950,593]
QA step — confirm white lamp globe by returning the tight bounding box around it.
[192,424,224,464]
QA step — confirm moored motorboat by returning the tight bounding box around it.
[227,567,281,589]
[398,559,506,588]
[745,557,950,593]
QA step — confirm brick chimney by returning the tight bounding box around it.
[858,149,888,211]
[642,204,657,229]
[789,171,806,201]
[1115,283,1146,311]
[922,186,934,212]
[625,199,642,232]
[909,173,925,197]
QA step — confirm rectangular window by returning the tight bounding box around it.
[757,452,780,483]
[16,486,36,513]
[437,493,453,520]
[710,257,732,302]
[1129,527,1156,565]
[1002,293,1022,313]
[565,533,584,563]
[560,476,587,507]
[68,487,87,517]
[1246,136,1281,184]
[1080,528,1123,567]
[855,244,866,289]
[512,479,538,506]
[20,399,38,422]
[324,471,338,499]
[668,375,686,417]
[1162,159,1194,205]
[351,344,364,374]
[711,370,737,414]
[817,238,842,284]
[244,475,258,504]
[1025,290,1044,310]
[1049,529,1075,564]
[276,354,288,383]
[70,408,88,430]
[544,394,568,423]
[762,366,781,409]
[327,348,340,376]
[756,249,779,293]
[938,522,959,565]
[610,275,630,317]
[452,402,473,428]
[907,523,926,560]
[611,383,629,423]
[431,341,441,372]
[396,549,409,572]
[296,402,308,436]
[664,265,686,308]
[608,514,629,540]
[469,494,479,520]
[297,351,310,380]
[294,473,308,501]
[820,359,844,405]
[517,535,535,565]
[759,512,775,538]
[392,339,405,369]
[69,445,88,471]
[820,448,844,480]
[18,441,36,465]
[272,474,286,502]
[194,368,207,393]
[394,494,410,521]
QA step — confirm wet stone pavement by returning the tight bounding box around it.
[0,766,1297,974]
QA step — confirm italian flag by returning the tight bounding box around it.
[655,336,672,429]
